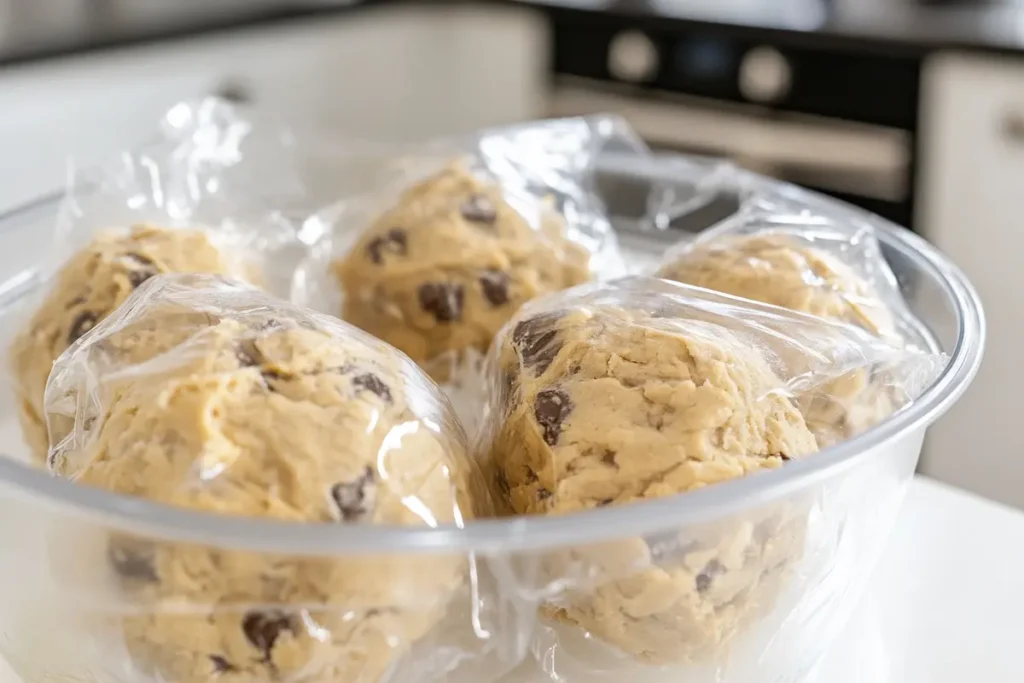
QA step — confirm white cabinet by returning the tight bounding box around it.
[917,52,1024,508]
[0,4,548,213]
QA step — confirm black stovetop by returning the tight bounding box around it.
[518,0,1024,55]
[1,0,1022,66]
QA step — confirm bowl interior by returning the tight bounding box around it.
[0,162,979,555]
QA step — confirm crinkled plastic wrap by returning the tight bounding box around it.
[475,276,944,680]
[7,98,313,464]
[298,117,640,430]
[38,273,495,683]
[52,97,310,292]
[655,193,935,445]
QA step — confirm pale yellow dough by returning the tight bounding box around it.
[659,232,901,445]
[10,225,235,462]
[486,305,818,663]
[334,162,591,380]
[657,232,896,337]
[46,277,483,683]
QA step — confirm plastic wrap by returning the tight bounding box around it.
[0,132,984,683]
[655,195,934,445]
[298,117,642,430]
[40,272,494,683]
[7,98,313,464]
[476,276,945,679]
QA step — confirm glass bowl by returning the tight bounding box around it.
[0,159,984,683]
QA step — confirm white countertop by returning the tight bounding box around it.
[0,476,1019,683]
[812,476,1024,682]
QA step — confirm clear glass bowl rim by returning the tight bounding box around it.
[0,180,985,557]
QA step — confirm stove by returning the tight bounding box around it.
[527,0,1024,229]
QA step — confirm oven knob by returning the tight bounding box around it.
[739,46,791,103]
[608,30,659,83]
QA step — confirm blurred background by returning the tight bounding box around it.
[0,0,1021,508]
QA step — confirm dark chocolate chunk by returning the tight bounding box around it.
[119,252,159,289]
[495,470,511,497]
[67,311,100,345]
[242,610,294,662]
[250,318,287,334]
[121,252,155,267]
[367,228,408,264]
[512,315,561,374]
[259,368,293,392]
[352,372,392,404]
[534,388,572,446]
[479,270,510,307]
[695,560,726,593]
[210,655,235,674]
[127,270,156,288]
[601,450,618,468]
[330,466,377,522]
[460,194,497,224]
[536,487,552,501]
[235,339,262,368]
[108,540,158,583]
[418,282,464,323]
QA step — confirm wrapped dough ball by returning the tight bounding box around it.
[333,162,593,381]
[10,225,241,462]
[45,274,486,683]
[482,285,819,664]
[656,232,896,337]
[658,231,901,445]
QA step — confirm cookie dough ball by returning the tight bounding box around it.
[333,162,592,380]
[486,304,818,663]
[10,225,237,462]
[46,275,483,683]
[657,232,895,337]
[658,232,900,446]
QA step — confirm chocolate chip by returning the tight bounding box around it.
[696,560,726,593]
[209,655,235,674]
[121,252,154,267]
[259,368,292,392]
[352,372,392,403]
[418,282,464,323]
[107,540,158,583]
[598,498,614,507]
[512,315,561,374]
[67,311,100,345]
[119,252,159,289]
[235,339,262,367]
[250,318,287,334]
[495,470,511,497]
[601,450,618,468]
[367,228,408,264]
[536,487,552,501]
[479,270,510,307]
[330,466,377,522]
[460,194,497,224]
[534,388,572,446]
[242,610,294,662]
[128,270,156,288]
